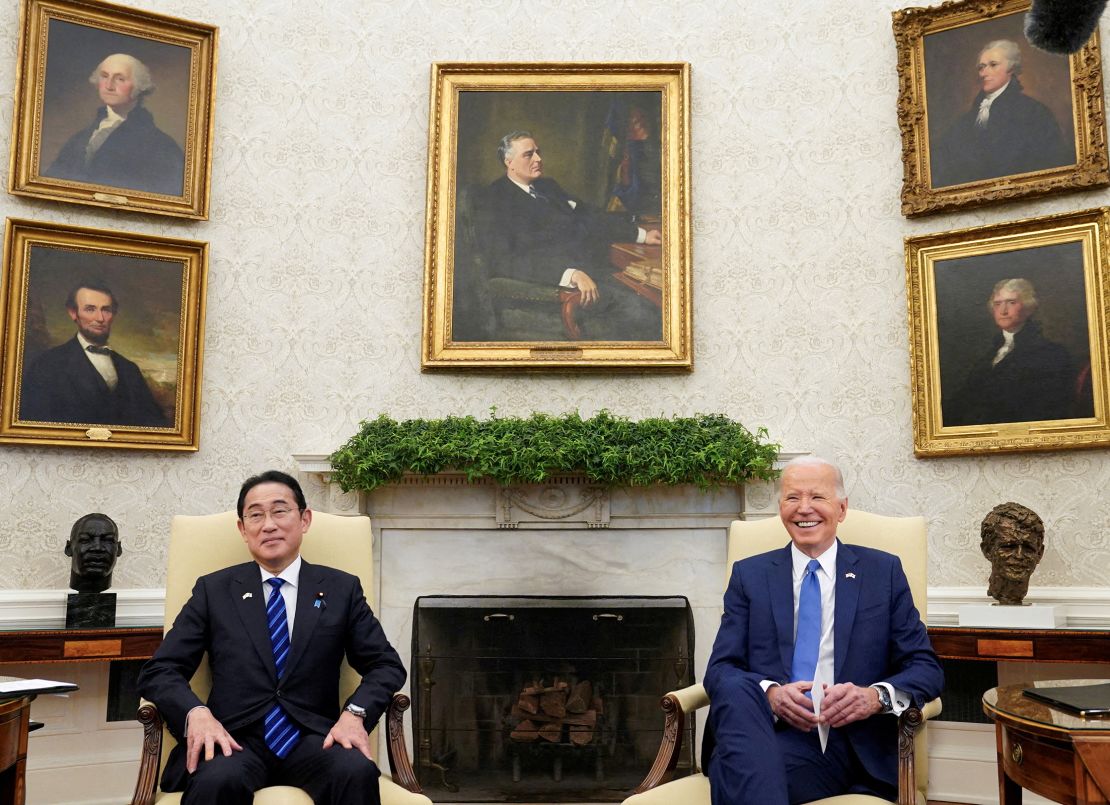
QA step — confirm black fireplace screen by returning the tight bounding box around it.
[411,595,695,802]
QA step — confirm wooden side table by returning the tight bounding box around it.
[983,680,1110,804]
[0,695,33,805]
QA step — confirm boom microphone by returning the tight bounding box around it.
[1024,0,1107,54]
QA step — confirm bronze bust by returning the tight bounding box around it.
[980,502,1045,605]
[65,512,123,594]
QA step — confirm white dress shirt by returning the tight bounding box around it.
[763,540,909,715]
[77,332,118,390]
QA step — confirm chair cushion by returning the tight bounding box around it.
[622,772,711,803]
[155,777,432,804]
[620,775,904,805]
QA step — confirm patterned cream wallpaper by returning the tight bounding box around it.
[1,0,1108,592]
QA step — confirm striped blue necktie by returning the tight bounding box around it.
[263,578,300,757]
[790,559,823,684]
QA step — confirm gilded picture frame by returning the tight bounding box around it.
[893,0,1109,216]
[0,218,208,451]
[8,0,218,219]
[422,62,692,371]
[906,207,1110,457]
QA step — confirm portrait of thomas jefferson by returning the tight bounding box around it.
[42,52,185,196]
[926,30,1075,188]
[936,273,1092,426]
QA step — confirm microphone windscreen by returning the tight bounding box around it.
[1025,0,1107,54]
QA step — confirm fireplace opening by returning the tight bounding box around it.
[411,595,695,802]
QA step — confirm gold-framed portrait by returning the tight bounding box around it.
[906,207,1110,457]
[8,0,218,219]
[0,218,208,451]
[422,62,692,372]
[893,0,1109,216]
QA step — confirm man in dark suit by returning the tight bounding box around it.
[138,470,406,804]
[474,130,663,341]
[944,278,1080,426]
[20,281,169,428]
[43,53,185,196]
[932,39,1072,187]
[704,457,943,805]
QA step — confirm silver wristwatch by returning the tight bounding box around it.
[874,685,893,713]
[345,703,367,719]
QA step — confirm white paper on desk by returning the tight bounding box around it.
[811,674,829,753]
[0,678,77,695]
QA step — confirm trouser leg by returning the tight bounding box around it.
[707,676,788,805]
[279,731,382,805]
[180,739,269,805]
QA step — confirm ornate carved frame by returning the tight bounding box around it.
[422,62,692,371]
[0,218,208,451]
[893,0,1109,216]
[8,0,218,219]
[905,207,1110,456]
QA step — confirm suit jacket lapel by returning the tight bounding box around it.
[769,546,795,677]
[231,563,277,681]
[286,560,322,679]
[833,540,861,679]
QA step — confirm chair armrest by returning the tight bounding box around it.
[669,684,709,714]
[896,697,942,805]
[130,700,164,805]
[385,692,423,794]
[629,685,708,794]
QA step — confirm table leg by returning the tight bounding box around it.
[996,726,1022,805]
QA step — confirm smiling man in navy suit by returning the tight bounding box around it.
[704,456,943,805]
[138,470,406,804]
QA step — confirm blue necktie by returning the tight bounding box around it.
[263,578,300,758]
[790,559,823,684]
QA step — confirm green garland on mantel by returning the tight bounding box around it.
[328,410,780,492]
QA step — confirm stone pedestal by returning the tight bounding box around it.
[958,603,1066,628]
[65,592,116,628]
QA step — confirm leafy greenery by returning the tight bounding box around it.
[329,410,780,491]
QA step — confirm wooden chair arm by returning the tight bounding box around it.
[630,685,707,794]
[130,701,164,805]
[896,697,942,805]
[385,692,423,794]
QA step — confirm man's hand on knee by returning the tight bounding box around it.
[322,710,373,761]
[767,681,819,732]
[818,683,882,728]
[185,707,242,773]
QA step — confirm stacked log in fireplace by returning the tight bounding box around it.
[509,679,603,746]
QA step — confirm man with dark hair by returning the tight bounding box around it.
[704,457,943,805]
[44,53,185,196]
[139,470,406,804]
[475,130,663,341]
[19,280,168,428]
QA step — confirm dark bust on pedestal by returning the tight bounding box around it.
[65,513,123,627]
[980,502,1045,606]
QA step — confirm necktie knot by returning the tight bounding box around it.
[86,345,111,355]
[267,577,285,592]
[806,559,821,576]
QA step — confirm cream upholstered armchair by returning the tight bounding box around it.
[624,510,943,805]
[129,510,430,805]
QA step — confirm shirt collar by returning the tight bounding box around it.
[790,539,837,579]
[259,554,302,588]
[76,332,110,351]
[508,176,534,195]
[983,80,1011,104]
[103,105,127,124]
